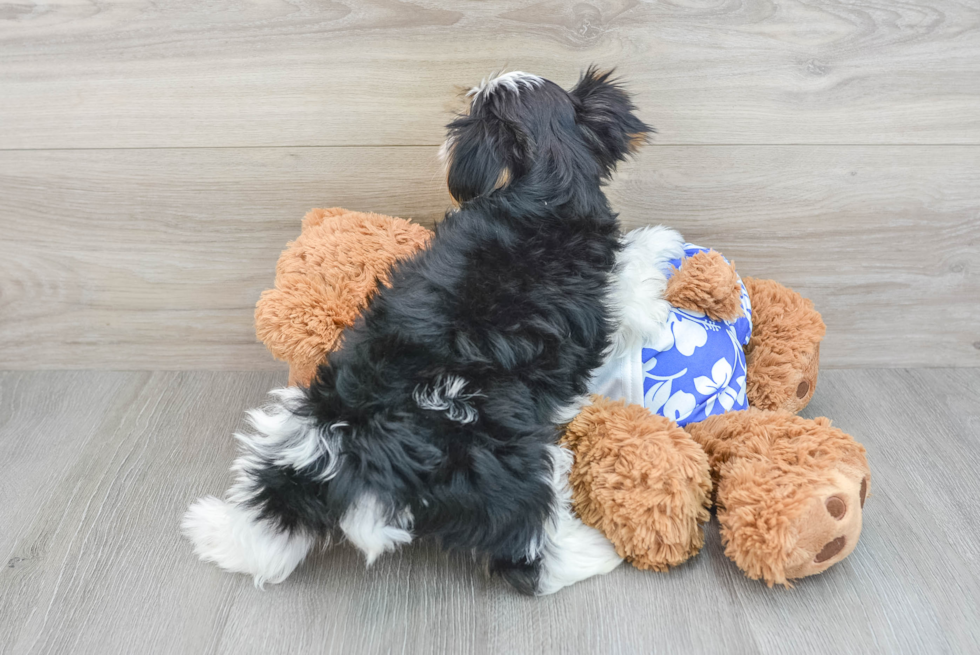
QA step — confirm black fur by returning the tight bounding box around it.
[243,68,650,594]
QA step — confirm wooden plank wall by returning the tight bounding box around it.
[1,0,978,369]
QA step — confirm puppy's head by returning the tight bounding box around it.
[441,67,651,205]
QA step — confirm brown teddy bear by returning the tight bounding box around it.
[255,207,870,587]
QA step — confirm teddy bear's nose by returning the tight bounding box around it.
[796,380,810,398]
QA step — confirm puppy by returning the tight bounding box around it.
[183,68,651,595]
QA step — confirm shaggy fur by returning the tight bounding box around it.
[664,249,743,322]
[186,68,650,595]
[605,225,686,359]
[686,409,869,587]
[255,208,432,386]
[250,212,863,585]
[742,277,826,413]
[562,396,712,570]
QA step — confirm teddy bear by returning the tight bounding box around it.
[255,207,870,587]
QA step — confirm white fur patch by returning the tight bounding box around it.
[552,394,590,425]
[467,71,543,99]
[230,388,343,506]
[340,493,414,566]
[182,387,339,587]
[414,375,482,424]
[533,445,623,595]
[181,496,314,588]
[606,225,686,358]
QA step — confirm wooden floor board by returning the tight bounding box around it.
[1,0,979,148]
[0,369,978,654]
[1,145,977,370]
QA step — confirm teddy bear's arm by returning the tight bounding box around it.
[562,396,712,571]
[664,250,743,322]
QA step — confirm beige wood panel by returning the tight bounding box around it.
[0,146,450,370]
[0,145,977,370]
[1,0,978,148]
[1,369,979,653]
[610,144,980,368]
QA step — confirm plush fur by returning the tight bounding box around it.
[255,208,432,386]
[562,396,712,570]
[185,68,649,595]
[742,277,827,413]
[590,239,866,585]
[686,409,869,587]
[247,209,866,585]
[664,249,743,322]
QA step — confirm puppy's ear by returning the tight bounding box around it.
[443,108,529,204]
[571,66,652,177]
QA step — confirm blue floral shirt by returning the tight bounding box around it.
[590,244,753,427]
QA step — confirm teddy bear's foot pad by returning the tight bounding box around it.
[782,471,868,579]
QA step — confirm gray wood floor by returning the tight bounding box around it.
[1,369,978,654]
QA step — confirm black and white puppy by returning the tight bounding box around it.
[183,68,651,595]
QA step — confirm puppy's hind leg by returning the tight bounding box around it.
[182,388,335,587]
[182,496,314,588]
[492,445,622,596]
[533,444,623,595]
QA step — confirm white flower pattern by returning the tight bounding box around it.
[640,245,753,427]
[693,358,738,416]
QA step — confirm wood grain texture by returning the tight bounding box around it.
[1,369,978,654]
[0,147,451,370]
[613,144,980,368]
[1,146,977,370]
[1,0,979,148]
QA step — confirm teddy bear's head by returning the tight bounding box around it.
[742,277,826,414]
[255,208,431,386]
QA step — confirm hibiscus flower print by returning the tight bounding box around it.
[693,358,741,417]
[646,312,709,357]
[643,369,697,422]
[663,389,696,423]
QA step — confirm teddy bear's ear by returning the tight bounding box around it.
[254,274,351,380]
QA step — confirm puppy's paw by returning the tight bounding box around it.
[182,496,314,587]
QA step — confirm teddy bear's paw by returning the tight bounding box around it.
[563,397,713,572]
[664,249,743,322]
[717,455,870,587]
[781,463,869,580]
[744,341,821,414]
